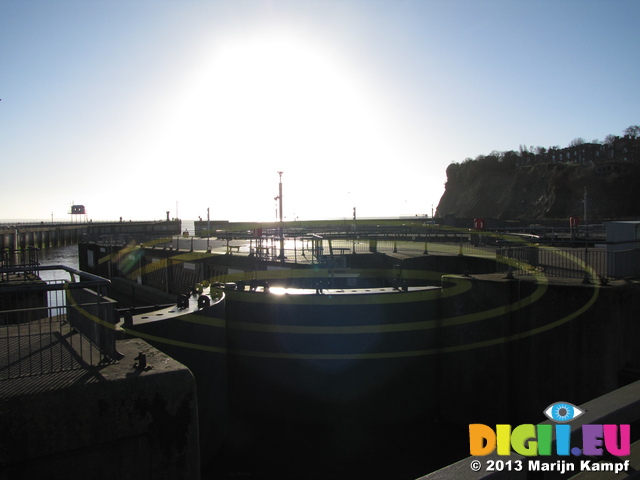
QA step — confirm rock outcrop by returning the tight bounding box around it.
[436,161,640,221]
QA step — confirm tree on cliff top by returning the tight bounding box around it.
[625,125,640,139]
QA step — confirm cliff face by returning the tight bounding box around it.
[436,161,640,221]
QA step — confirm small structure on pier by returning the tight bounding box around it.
[69,204,87,223]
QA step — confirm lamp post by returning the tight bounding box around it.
[352,206,357,254]
[583,187,588,238]
[276,172,284,261]
[207,207,211,251]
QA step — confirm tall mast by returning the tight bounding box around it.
[277,172,284,261]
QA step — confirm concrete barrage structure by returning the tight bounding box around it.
[0,220,181,253]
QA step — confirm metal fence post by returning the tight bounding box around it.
[582,245,591,284]
[505,247,514,279]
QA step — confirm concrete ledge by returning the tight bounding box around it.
[0,338,200,480]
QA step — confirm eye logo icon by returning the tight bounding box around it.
[544,402,585,423]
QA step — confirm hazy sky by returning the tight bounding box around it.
[2,0,639,222]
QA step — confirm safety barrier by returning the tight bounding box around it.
[0,265,120,380]
[496,246,608,280]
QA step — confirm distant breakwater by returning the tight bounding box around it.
[0,220,181,253]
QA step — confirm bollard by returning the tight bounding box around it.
[134,352,147,370]
[198,295,211,309]
[177,294,189,309]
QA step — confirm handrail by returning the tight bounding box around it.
[0,265,110,293]
[1,265,121,380]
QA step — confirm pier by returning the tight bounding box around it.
[0,219,181,252]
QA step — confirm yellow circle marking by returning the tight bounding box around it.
[81,241,601,359]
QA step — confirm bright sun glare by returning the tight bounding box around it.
[179,33,378,159]
[153,30,407,221]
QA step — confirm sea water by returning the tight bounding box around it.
[37,244,79,281]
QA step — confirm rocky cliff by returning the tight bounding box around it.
[436,161,640,221]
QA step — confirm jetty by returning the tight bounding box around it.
[0,219,181,252]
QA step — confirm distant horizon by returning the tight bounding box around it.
[0,212,436,224]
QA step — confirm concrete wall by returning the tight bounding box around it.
[127,300,228,476]
[0,338,200,480]
[437,274,640,428]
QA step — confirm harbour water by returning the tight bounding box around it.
[37,244,79,268]
[33,219,195,276]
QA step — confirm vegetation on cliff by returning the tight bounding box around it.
[436,126,640,221]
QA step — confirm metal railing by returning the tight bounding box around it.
[176,236,490,264]
[1,246,40,279]
[0,265,121,380]
[98,233,640,283]
[496,246,609,280]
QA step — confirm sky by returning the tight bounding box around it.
[2,0,639,223]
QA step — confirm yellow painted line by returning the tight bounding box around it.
[123,327,228,354]
[216,280,545,334]
[124,282,596,360]
[98,244,137,265]
[164,273,546,335]
[125,251,211,280]
[65,287,118,330]
[73,248,549,338]
[122,280,599,359]
[436,281,601,354]
[176,312,227,328]
[97,244,210,279]
[87,244,601,358]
